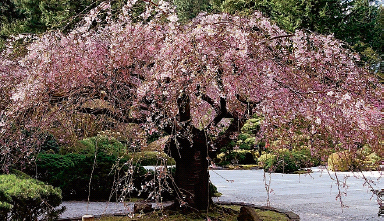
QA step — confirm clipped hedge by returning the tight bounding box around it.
[127,151,175,166]
[30,152,172,201]
[0,173,64,220]
[30,153,129,201]
[28,135,176,201]
[216,150,258,166]
[259,149,318,173]
[327,149,382,172]
[63,135,127,156]
[327,151,354,172]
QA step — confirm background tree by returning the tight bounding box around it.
[172,0,211,21]
[0,0,98,50]
[2,0,382,79]
[214,0,383,79]
[0,0,381,211]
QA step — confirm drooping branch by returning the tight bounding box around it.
[197,92,234,127]
[260,34,295,44]
[209,94,264,153]
[212,117,246,154]
[236,94,262,116]
[76,107,144,124]
[177,93,191,122]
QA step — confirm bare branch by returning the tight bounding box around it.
[77,107,143,124]
[260,34,295,44]
[236,94,262,115]
[200,94,220,113]
[272,79,306,97]
[212,117,246,152]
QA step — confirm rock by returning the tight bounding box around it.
[237,206,261,221]
[133,202,153,214]
[82,214,94,221]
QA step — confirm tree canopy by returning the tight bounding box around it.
[0,0,382,210]
[1,1,382,72]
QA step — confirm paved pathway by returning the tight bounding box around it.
[210,167,383,221]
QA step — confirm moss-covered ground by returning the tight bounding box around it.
[96,205,289,221]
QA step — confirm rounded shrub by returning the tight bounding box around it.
[128,151,176,166]
[0,173,65,220]
[258,153,277,171]
[327,151,354,172]
[328,149,382,172]
[216,150,257,166]
[72,135,127,156]
[259,149,317,173]
[31,153,127,201]
[276,151,301,173]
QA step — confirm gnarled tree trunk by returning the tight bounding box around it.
[168,128,210,210]
[164,94,210,210]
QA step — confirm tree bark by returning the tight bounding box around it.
[165,93,210,211]
[168,128,210,211]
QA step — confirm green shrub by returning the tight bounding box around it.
[358,146,382,170]
[238,133,251,141]
[240,116,262,134]
[236,136,256,150]
[364,152,381,169]
[29,135,175,201]
[234,116,263,150]
[216,150,257,166]
[327,149,382,172]
[74,136,126,156]
[28,152,166,201]
[258,153,277,171]
[209,181,221,197]
[0,174,64,220]
[128,151,176,166]
[259,149,317,173]
[276,151,301,173]
[30,153,122,201]
[327,151,354,172]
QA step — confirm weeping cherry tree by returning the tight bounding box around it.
[0,0,381,210]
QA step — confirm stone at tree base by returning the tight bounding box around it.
[82,214,94,221]
[237,206,262,221]
[134,202,153,213]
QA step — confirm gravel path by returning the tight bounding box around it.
[210,168,383,221]
[59,201,133,219]
[59,167,383,220]
[59,201,171,219]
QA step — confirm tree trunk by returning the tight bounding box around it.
[165,94,210,211]
[168,128,210,211]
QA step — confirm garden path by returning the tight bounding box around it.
[211,167,383,221]
[59,167,383,220]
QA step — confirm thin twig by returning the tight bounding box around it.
[210,170,234,183]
